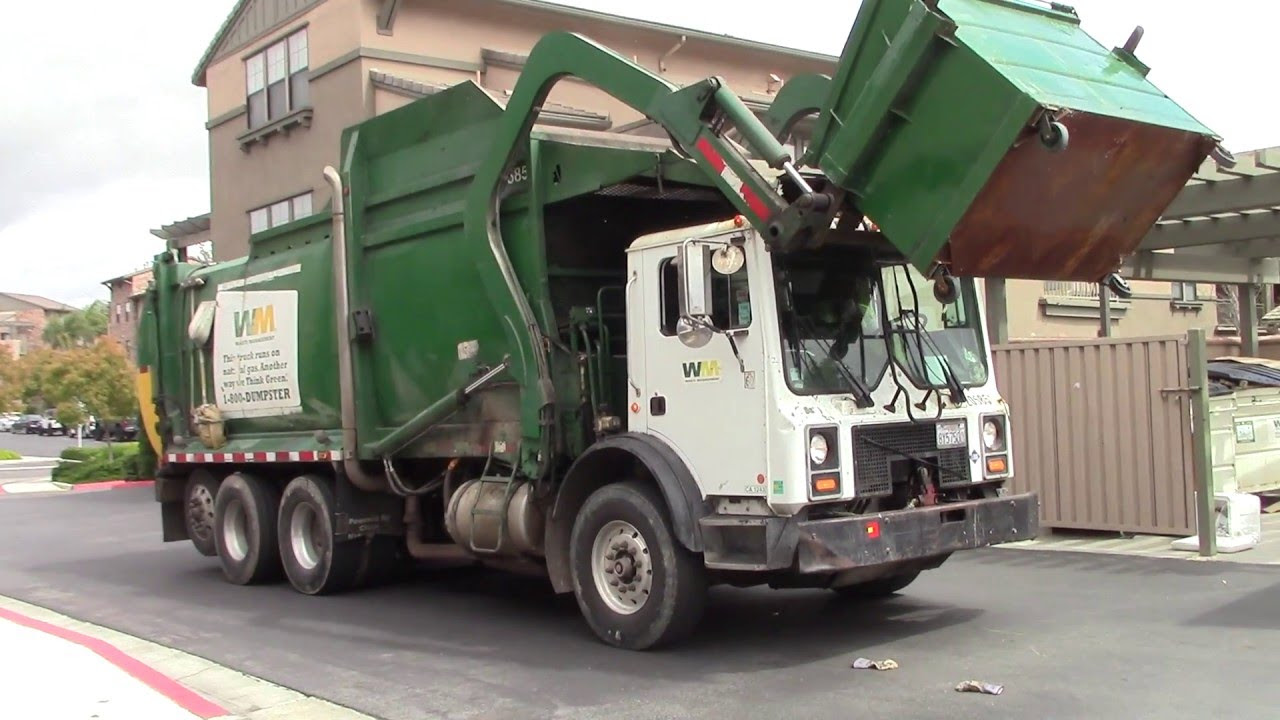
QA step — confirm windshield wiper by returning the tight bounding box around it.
[895,313,966,403]
[794,314,874,407]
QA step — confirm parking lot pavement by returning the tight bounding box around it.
[1,487,1277,720]
[0,431,106,460]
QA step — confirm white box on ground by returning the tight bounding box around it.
[1171,492,1262,553]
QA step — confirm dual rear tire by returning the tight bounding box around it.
[196,472,376,595]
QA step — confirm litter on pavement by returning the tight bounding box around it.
[954,680,1004,695]
[851,658,898,671]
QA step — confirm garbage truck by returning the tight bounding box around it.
[136,0,1221,649]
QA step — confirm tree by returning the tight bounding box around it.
[0,348,21,413]
[36,338,135,458]
[43,301,109,350]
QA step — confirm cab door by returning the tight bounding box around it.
[630,241,769,498]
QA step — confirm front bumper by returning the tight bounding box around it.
[700,492,1038,574]
[794,492,1038,573]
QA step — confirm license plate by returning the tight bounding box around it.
[936,420,967,449]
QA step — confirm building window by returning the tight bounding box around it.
[1172,282,1198,302]
[246,30,309,130]
[249,191,314,234]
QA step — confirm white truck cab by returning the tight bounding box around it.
[625,217,1033,581]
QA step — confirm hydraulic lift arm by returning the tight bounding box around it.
[463,31,846,478]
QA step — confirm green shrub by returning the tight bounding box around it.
[59,443,138,462]
[0,450,20,461]
[59,447,98,462]
[52,443,144,484]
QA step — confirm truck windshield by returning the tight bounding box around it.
[773,247,988,395]
[879,264,989,390]
[773,246,888,397]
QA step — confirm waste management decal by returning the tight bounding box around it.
[213,289,301,418]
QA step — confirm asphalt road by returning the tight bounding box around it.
[1,488,1276,720]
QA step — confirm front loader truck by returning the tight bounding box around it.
[137,0,1220,649]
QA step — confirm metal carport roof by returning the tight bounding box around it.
[986,144,1280,349]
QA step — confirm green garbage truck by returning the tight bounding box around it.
[136,0,1221,649]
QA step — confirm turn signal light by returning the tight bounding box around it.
[986,456,1008,475]
[812,474,839,495]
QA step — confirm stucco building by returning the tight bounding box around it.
[102,269,156,360]
[0,293,76,358]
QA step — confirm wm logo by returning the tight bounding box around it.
[233,305,276,338]
[682,360,721,382]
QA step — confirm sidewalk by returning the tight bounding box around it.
[1001,512,1280,565]
[0,596,376,719]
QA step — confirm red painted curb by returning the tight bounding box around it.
[70,479,155,492]
[0,606,228,718]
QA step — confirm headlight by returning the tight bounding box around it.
[982,419,1002,451]
[809,433,829,465]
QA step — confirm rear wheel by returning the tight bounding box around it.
[831,571,920,600]
[213,473,283,585]
[184,470,221,557]
[278,474,363,595]
[569,481,707,650]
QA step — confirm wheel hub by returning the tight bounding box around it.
[289,503,326,571]
[591,520,653,615]
[187,485,215,541]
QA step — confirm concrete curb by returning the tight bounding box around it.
[0,596,379,720]
[0,479,155,496]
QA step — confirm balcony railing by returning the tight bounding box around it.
[1043,281,1101,299]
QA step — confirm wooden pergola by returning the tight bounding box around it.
[985,145,1280,353]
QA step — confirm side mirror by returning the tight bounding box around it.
[677,241,714,348]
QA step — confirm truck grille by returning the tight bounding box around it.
[851,422,972,497]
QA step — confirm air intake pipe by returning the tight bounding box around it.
[323,166,387,493]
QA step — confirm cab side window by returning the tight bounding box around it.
[659,256,751,336]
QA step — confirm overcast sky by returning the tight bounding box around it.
[0,0,1272,307]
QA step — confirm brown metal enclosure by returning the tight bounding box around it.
[993,336,1195,535]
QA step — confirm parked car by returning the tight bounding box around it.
[93,417,138,442]
[38,416,67,436]
[17,415,43,434]
[68,415,95,439]
[0,414,17,432]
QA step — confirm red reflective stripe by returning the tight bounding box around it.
[695,137,726,173]
[298,451,315,462]
[253,452,268,462]
[740,184,773,222]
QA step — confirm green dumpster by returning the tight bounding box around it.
[804,0,1220,282]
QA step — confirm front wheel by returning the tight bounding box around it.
[569,481,707,650]
[831,571,920,600]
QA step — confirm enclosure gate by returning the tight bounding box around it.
[993,336,1196,535]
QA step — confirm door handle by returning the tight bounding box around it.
[650,395,667,416]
